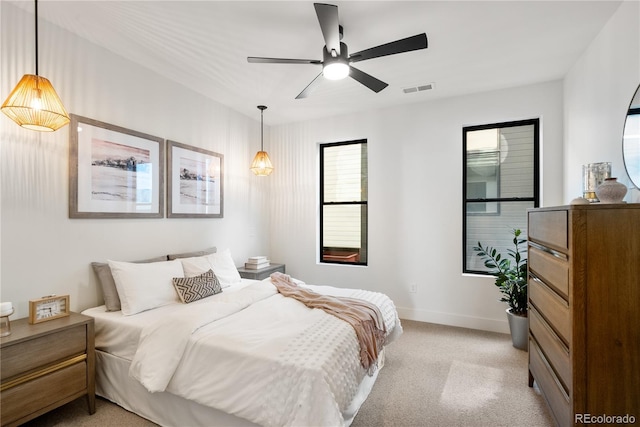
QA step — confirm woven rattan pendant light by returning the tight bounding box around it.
[1,0,70,132]
[250,105,273,176]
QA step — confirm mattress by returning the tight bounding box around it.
[83,278,402,426]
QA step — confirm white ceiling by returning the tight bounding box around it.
[11,0,622,125]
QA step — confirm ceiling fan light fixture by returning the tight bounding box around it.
[1,0,69,132]
[323,61,349,80]
[251,105,273,176]
[322,42,349,80]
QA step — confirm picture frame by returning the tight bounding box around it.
[167,140,224,218]
[69,114,165,218]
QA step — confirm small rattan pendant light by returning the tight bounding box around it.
[1,0,70,132]
[250,105,273,176]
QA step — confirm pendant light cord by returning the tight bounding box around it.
[257,105,267,151]
[34,0,39,75]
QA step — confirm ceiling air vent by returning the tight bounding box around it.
[403,83,434,94]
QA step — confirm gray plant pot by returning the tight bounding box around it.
[506,308,528,351]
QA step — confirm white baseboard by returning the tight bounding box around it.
[396,306,511,334]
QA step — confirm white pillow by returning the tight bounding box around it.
[180,255,213,278]
[179,248,241,288]
[108,259,184,316]
[209,249,242,287]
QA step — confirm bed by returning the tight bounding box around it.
[82,248,402,427]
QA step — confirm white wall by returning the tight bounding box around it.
[0,3,270,318]
[269,80,564,333]
[564,0,640,203]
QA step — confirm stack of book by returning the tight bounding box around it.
[244,256,270,270]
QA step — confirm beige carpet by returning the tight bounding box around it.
[351,320,553,427]
[22,320,554,427]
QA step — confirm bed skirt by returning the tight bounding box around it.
[95,349,383,426]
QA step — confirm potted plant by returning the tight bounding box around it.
[473,228,528,350]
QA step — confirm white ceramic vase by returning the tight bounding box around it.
[595,177,627,203]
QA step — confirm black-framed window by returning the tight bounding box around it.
[320,140,367,265]
[463,119,539,274]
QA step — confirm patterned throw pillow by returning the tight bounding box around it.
[172,269,222,303]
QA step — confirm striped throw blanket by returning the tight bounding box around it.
[270,272,386,373]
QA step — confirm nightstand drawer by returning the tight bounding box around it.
[529,276,571,346]
[528,210,568,252]
[530,307,570,390]
[0,313,95,426]
[1,325,86,381]
[529,246,569,300]
[238,263,285,280]
[530,338,570,427]
[0,361,87,425]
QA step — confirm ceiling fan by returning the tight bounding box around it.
[247,3,428,99]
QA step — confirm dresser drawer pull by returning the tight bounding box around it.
[529,241,568,261]
[530,275,569,308]
[531,307,569,355]
[0,354,86,392]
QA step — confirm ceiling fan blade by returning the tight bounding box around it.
[248,57,322,65]
[349,33,428,63]
[295,72,324,99]
[314,3,341,55]
[349,66,388,93]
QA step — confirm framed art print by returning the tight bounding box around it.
[167,140,224,218]
[69,114,164,218]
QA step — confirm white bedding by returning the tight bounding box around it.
[83,278,402,427]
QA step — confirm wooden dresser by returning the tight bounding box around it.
[527,204,639,427]
[0,312,95,426]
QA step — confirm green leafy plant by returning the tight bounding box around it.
[473,228,528,316]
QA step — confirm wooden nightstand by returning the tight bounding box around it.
[237,263,285,280]
[0,312,95,427]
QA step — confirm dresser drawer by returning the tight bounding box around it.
[530,338,571,427]
[529,307,570,390]
[529,245,569,300]
[0,361,87,425]
[529,277,571,346]
[528,210,568,252]
[1,325,86,381]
